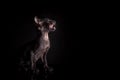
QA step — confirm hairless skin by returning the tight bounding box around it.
[31,16,56,72]
[18,16,56,80]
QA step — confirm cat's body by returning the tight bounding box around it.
[16,16,56,80]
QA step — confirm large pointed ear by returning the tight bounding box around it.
[34,16,41,24]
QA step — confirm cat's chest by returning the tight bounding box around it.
[39,38,50,49]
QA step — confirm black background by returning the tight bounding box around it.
[0,1,109,80]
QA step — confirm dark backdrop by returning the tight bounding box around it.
[0,1,107,80]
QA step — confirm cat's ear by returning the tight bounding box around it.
[34,16,41,24]
[34,16,42,30]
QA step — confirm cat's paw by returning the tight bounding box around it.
[44,66,54,74]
